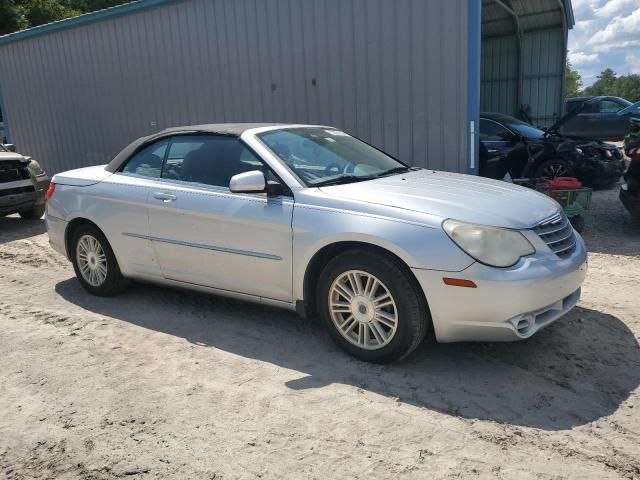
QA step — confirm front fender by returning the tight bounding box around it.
[291,203,474,301]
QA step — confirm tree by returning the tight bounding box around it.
[0,0,127,36]
[584,68,618,96]
[0,0,28,35]
[612,74,640,103]
[565,61,583,98]
[580,68,640,102]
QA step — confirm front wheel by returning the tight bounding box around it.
[317,250,429,363]
[534,158,574,179]
[71,224,129,296]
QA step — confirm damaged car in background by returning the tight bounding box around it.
[620,111,640,222]
[480,104,624,188]
[0,143,49,219]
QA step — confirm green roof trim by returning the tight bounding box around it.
[0,0,177,45]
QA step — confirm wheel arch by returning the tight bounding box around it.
[300,240,429,320]
[64,217,107,259]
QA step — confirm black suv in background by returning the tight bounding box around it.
[0,143,49,219]
[560,96,638,141]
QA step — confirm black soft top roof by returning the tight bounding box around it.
[105,123,282,173]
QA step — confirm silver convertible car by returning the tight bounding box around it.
[46,124,588,363]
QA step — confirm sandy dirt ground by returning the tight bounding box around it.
[1,186,639,480]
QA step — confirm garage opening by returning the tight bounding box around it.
[481,0,575,128]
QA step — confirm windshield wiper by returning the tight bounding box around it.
[311,175,375,187]
[374,166,412,177]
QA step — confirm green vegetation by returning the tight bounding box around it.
[0,0,126,35]
[566,64,640,102]
[565,61,583,98]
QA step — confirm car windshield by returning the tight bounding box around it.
[257,127,409,187]
[0,144,5,152]
[506,121,545,139]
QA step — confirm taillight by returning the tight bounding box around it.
[45,183,56,201]
[630,148,640,163]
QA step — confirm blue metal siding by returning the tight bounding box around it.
[468,0,481,174]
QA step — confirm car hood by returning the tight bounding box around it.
[319,169,560,229]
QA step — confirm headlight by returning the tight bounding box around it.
[575,148,583,155]
[604,149,612,158]
[443,219,535,268]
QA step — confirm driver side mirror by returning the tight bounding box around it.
[229,170,266,193]
[3,144,16,152]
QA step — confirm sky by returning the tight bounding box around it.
[568,0,640,86]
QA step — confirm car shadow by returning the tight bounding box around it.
[0,215,46,245]
[55,278,639,431]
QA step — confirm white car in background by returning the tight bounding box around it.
[46,124,587,363]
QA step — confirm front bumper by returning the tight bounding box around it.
[0,179,37,215]
[412,233,588,343]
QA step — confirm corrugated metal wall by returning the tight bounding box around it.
[0,0,469,176]
[481,36,519,114]
[521,29,565,125]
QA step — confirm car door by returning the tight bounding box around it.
[562,100,599,138]
[598,99,628,140]
[101,138,169,278]
[479,119,520,178]
[147,134,294,302]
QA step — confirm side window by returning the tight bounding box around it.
[161,135,267,188]
[599,100,622,114]
[480,119,513,141]
[121,140,168,178]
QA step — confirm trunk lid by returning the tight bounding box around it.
[51,165,112,186]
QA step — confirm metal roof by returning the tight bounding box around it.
[482,0,574,38]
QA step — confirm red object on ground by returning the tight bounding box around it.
[547,177,582,189]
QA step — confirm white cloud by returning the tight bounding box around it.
[589,7,640,45]
[569,51,600,65]
[567,0,639,85]
[594,0,638,17]
[627,54,640,74]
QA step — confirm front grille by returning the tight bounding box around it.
[534,212,576,258]
[0,166,30,183]
[0,185,35,197]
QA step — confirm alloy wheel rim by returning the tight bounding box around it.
[543,163,569,178]
[76,234,108,287]
[328,270,398,350]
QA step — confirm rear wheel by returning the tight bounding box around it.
[19,204,45,219]
[317,249,429,363]
[71,224,129,296]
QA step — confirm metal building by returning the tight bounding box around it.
[0,0,572,176]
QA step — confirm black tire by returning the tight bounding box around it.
[317,249,429,363]
[70,224,129,296]
[19,204,45,219]
[570,214,585,233]
[534,158,574,179]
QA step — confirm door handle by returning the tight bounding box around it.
[153,192,177,202]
